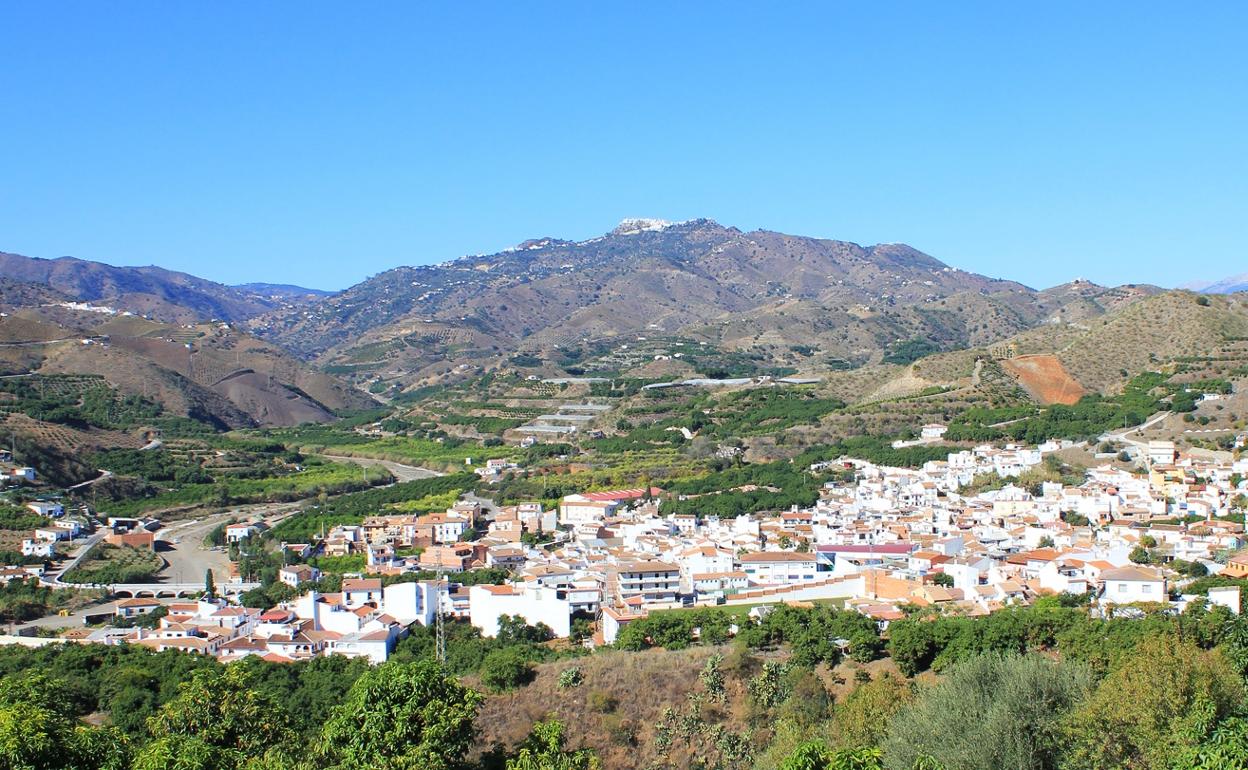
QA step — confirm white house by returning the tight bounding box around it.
[26,501,63,518]
[278,564,321,588]
[1147,441,1177,467]
[341,578,384,608]
[921,423,948,440]
[1099,565,1166,605]
[614,561,681,605]
[225,522,266,543]
[469,583,571,638]
[738,552,819,585]
[381,581,439,627]
[21,538,54,558]
[327,629,397,665]
[115,597,163,618]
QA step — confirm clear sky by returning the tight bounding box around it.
[1,3,1244,291]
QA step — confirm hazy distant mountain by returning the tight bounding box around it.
[0,251,303,323]
[233,283,335,300]
[1190,273,1248,294]
[246,218,1158,385]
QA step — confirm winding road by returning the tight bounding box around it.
[319,454,499,517]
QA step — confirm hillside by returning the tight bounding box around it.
[815,290,1248,428]
[0,306,376,429]
[0,277,73,311]
[247,219,1156,391]
[0,251,328,324]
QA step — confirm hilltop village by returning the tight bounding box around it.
[13,429,1247,665]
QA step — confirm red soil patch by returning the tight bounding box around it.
[1002,354,1087,405]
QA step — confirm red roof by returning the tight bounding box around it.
[581,487,663,502]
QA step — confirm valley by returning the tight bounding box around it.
[3,226,1248,770]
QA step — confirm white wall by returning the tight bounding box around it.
[383,581,437,626]
[1105,579,1164,604]
[469,584,571,638]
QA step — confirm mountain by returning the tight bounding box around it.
[247,218,1157,388]
[0,251,320,324]
[232,283,336,300]
[1191,273,1248,294]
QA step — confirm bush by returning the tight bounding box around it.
[883,654,1091,770]
[587,689,618,714]
[472,647,531,692]
[556,667,583,689]
[601,714,636,747]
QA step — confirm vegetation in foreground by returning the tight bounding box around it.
[6,598,1248,769]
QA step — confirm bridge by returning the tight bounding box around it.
[81,581,261,599]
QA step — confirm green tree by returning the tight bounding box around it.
[828,673,914,750]
[133,666,297,770]
[1065,636,1244,770]
[480,647,535,692]
[883,654,1090,770]
[0,673,128,770]
[505,720,599,770]
[1168,711,1248,770]
[204,568,216,598]
[318,661,481,769]
[779,741,886,770]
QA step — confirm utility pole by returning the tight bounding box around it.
[435,564,447,666]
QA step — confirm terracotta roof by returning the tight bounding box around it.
[1101,565,1165,582]
[580,487,663,502]
[739,552,816,563]
[116,597,161,608]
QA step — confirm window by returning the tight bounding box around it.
[1142,584,1153,593]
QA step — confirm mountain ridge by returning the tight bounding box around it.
[0,251,327,324]
[242,219,1158,391]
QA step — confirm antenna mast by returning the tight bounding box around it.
[435,564,447,666]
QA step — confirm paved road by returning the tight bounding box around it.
[45,531,108,584]
[319,454,443,482]
[1105,411,1172,448]
[67,469,113,490]
[9,600,113,634]
[323,453,500,517]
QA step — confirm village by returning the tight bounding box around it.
[8,425,1247,666]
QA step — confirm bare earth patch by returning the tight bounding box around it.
[1002,355,1087,405]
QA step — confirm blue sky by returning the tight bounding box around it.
[1,3,1244,291]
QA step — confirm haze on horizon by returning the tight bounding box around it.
[1,3,1244,292]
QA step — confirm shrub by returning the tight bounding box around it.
[601,714,636,747]
[557,667,583,689]
[587,689,617,714]
[479,648,534,692]
[699,654,725,702]
[883,654,1091,770]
